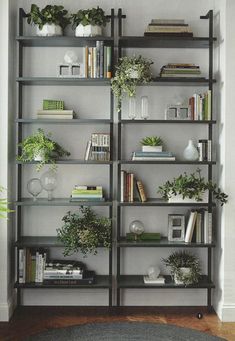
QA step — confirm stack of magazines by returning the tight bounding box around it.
[160,63,202,78]
[144,19,193,37]
[132,151,175,161]
[70,185,104,202]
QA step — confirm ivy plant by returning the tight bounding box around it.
[0,186,14,219]
[57,207,111,257]
[111,55,153,112]
[141,136,163,146]
[26,4,70,30]
[158,168,228,206]
[17,128,70,171]
[71,7,109,29]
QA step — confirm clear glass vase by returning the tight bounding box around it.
[141,96,149,120]
[128,97,137,120]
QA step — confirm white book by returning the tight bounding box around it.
[132,156,176,161]
[208,212,213,244]
[84,140,92,161]
[185,211,197,243]
[19,249,26,284]
[37,114,73,119]
[196,212,202,243]
[37,110,74,115]
[143,275,165,284]
[120,170,125,202]
[204,210,209,244]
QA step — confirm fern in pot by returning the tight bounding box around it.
[111,55,153,112]
[71,6,109,37]
[26,4,70,36]
[162,250,201,285]
[17,128,70,171]
[140,136,163,152]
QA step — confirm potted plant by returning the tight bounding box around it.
[162,250,201,285]
[158,169,228,205]
[26,4,70,36]
[111,55,153,112]
[140,136,163,152]
[17,128,70,171]
[71,6,110,37]
[57,207,111,256]
[0,186,13,219]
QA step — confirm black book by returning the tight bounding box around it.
[43,270,96,285]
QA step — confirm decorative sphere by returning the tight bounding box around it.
[64,50,78,64]
[40,170,57,191]
[147,265,161,279]
[129,220,144,235]
[27,178,42,200]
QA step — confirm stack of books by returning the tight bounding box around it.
[185,209,213,244]
[198,139,212,161]
[121,171,147,202]
[132,151,175,161]
[18,248,47,284]
[160,63,201,78]
[70,185,104,202]
[37,109,74,120]
[144,19,193,37]
[84,133,110,161]
[188,90,211,120]
[83,41,112,78]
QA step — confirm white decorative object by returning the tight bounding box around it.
[142,145,163,152]
[41,170,57,201]
[147,265,161,280]
[64,50,78,64]
[140,96,150,120]
[75,24,102,37]
[174,267,191,284]
[128,97,137,119]
[27,178,43,201]
[34,151,45,161]
[36,24,62,37]
[168,191,208,203]
[183,139,199,161]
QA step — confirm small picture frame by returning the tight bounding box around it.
[165,105,190,120]
[168,214,185,241]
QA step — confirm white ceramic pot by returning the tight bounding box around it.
[168,191,208,203]
[36,24,62,37]
[75,24,102,37]
[183,139,199,161]
[174,267,191,284]
[34,151,45,162]
[142,145,163,152]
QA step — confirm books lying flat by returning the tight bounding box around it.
[133,151,173,157]
[126,232,161,241]
[43,271,95,285]
[151,19,185,25]
[37,110,74,120]
[75,186,102,190]
[160,74,202,78]
[132,156,176,161]
[70,197,105,202]
[143,275,165,284]
[37,114,73,119]
[144,32,193,37]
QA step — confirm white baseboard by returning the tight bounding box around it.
[214,302,235,322]
[0,290,17,322]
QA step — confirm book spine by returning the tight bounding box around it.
[130,173,134,202]
[83,46,88,78]
[204,210,209,244]
[19,249,25,283]
[208,212,213,244]
[121,170,125,202]
[185,211,197,243]
[106,46,112,78]
[99,41,104,78]
[96,41,101,78]
[136,180,147,202]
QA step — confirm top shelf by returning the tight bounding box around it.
[16,36,114,47]
[118,36,216,49]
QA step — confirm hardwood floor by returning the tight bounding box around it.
[0,307,234,341]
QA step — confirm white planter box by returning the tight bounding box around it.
[168,191,208,203]
[142,146,163,152]
[36,24,62,37]
[75,24,102,37]
[174,267,191,285]
[34,151,45,162]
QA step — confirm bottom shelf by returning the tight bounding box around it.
[118,275,214,289]
[15,275,111,289]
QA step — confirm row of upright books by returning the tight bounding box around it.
[185,209,213,244]
[188,91,212,121]
[132,151,175,161]
[18,252,95,285]
[70,185,104,202]
[120,171,147,202]
[160,63,201,78]
[83,42,112,79]
[144,19,193,37]
[84,133,110,161]
[198,139,212,161]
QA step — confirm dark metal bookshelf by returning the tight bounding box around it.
[16,159,113,165]
[16,77,111,86]
[116,8,216,311]
[15,198,113,207]
[16,118,113,124]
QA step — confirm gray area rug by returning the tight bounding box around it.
[25,321,226,340]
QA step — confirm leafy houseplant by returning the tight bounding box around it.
[111,55,153,112]
[141,136,163,152]
[26,4,70,36]
[158,169,228,206]
[0,186,13,219]
[57,207,111,257]
[162,250,201,285]
[71,7,109,37]
[17,128,70,171]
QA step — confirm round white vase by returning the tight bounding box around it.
[75,24,102,37]
[36,24,62,37]
[183,139,199,161]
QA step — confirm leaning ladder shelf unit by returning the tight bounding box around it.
[116,8,216,310]
[15,8,115,306]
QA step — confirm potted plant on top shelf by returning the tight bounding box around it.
[26,4,70,36]
[140,136,163,152]
[17,128,70,171]
[111,55,153,112]
[162,250,201,286]
[57,207,111,257]
[71,6,110,37]
[158,168,228,205]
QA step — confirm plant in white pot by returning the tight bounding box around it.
[26,4,70,36]
[162,250,201,285]
[140,136,163,152]
[158,168,228,205]
[71,7,110,37]
[17,128,70,171]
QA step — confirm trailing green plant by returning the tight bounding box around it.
[158,168,228,206]
[57,207,111,256]
[111,55,153,112]
[140,136,163,146]
[70,6,109,29]
[26,4,70,30]
[162,250,201,285]
[17,128,70,171]
[0,186,14,219]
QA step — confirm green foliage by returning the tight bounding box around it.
[140,136,163,146]
[0,186,14,219]
[26,4,70,30]
[162,250,201,285]
[111,55,153,112]
[71,7,109,29]
[17,128,70,171]
[57,207,112,257]
[158,169,228,206]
